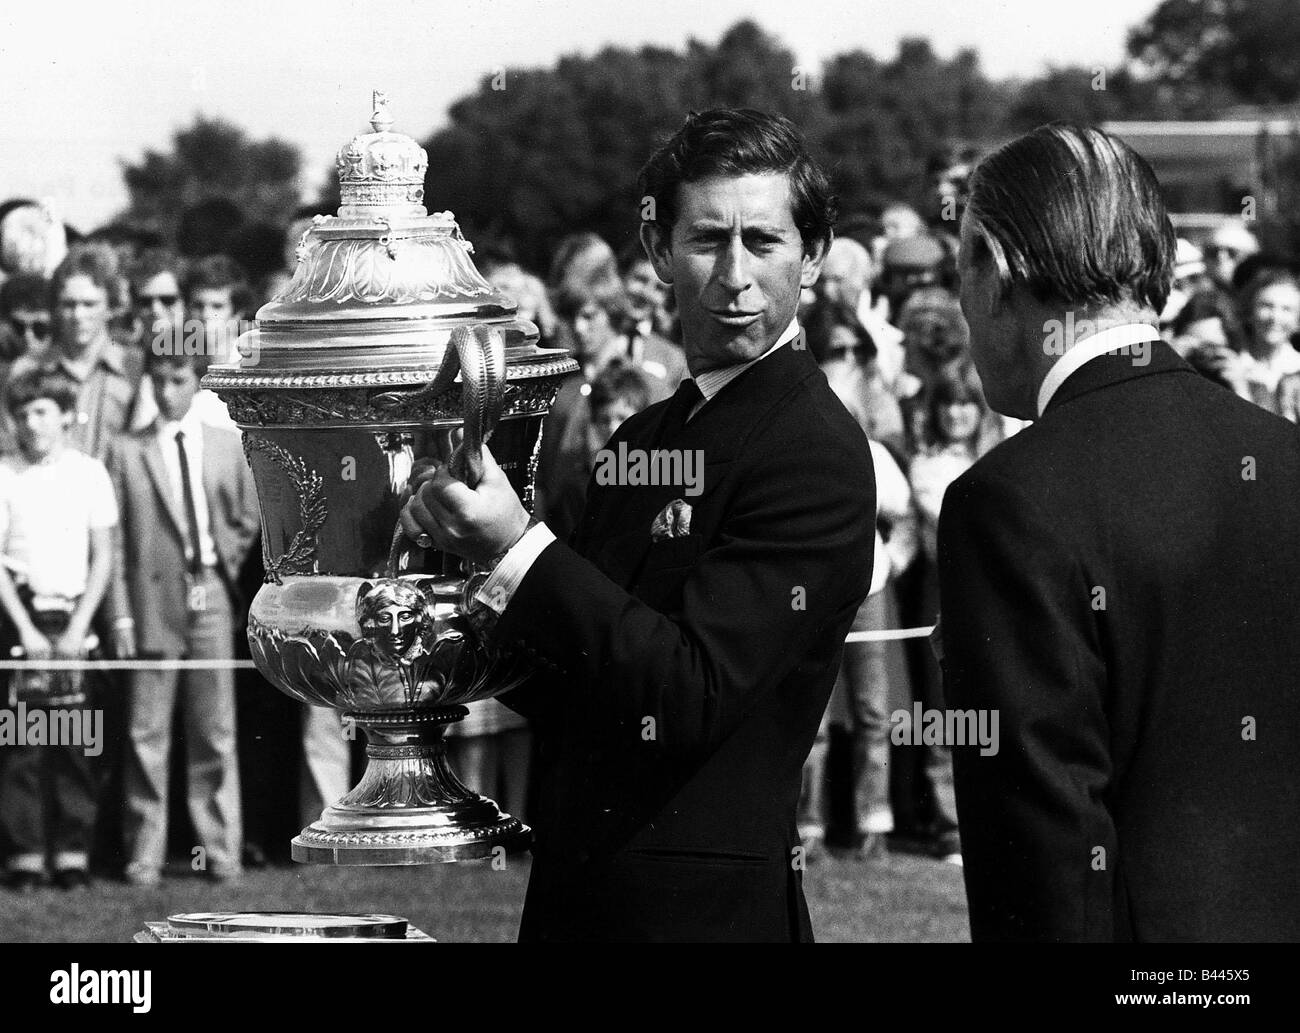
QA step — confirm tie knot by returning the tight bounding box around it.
[175,429,185,442]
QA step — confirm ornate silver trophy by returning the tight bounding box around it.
[203,93,577,865]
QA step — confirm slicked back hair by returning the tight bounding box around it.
[638,108,836,255]
[965,124,1175,314]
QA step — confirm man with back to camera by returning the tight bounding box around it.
[400,108,876,942]
[938,123,1300,942]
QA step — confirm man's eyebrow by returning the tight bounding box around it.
[684,220,789,236]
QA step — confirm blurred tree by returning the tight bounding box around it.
[120,117,302,244]
[415,20,821,271]
[299,11,1300,271]
[1127,0,1300,109]
[819,40,1009,219]
[1004,66,1165,133]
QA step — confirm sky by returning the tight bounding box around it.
[0,0,1161,231]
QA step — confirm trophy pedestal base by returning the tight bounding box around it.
[292,808,530,866]
[292,705,532,865]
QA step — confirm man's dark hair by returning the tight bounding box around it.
[476,241,520,276]
[588,361,652,415]
[128,247,186,294]
[0,273,50,317]
[183,253,250,303]
[144,344,208,378]
[965,123,1176,313]
[5,367,79,414]
[50,243,123,306]
[637,108,837,254]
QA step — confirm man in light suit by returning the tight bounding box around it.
[402,108,876,941]
[939,123,1300,941]
[107,348,261,885]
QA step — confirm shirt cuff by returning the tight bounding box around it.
[473,522,556,615]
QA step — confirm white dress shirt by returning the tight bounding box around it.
[157,409,219,569]
[475,317,803,615]
[1037,322,1163,417]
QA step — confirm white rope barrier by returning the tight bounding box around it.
[845,626,935,643]
[0,626,937,671]
[0,659,257,671]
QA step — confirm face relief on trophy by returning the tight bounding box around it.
[355,580,427,665]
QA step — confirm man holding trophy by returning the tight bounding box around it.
[401,108,877,942]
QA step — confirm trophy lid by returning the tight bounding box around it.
[334,91,428,214]
[205,92,576,388]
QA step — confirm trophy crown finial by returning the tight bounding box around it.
[335,92,428,212]
[371,90,394,133]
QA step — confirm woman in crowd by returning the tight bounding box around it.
[1194,270,1300,417]
[895,370,988,864]
[805,299,905,458]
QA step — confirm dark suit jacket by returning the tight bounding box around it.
[498,341,875,942]
[938,341,1300,942]
[106,421,261,657]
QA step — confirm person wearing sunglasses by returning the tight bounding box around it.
[128,248,187,350]
[0,273,52,363]
[123,249,188,433]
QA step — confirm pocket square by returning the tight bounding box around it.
[650,498,693,541]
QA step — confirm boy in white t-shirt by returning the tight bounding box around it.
[0,368,118,891]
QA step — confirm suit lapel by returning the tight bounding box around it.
[590,343,823,587]
[142,434,187,542]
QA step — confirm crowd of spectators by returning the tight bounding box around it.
[0,175,1291,890]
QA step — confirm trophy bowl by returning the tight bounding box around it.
[204,93,578,864]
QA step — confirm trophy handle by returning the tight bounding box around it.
[447,323,506,489]
[382,323,507,576]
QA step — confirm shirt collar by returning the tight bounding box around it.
[694,316,801,403]
[1037,322,1163,417]
[54,335,126,380]
[157,406,203,442]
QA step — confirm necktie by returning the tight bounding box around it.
[175,429,204,576]
[657,378,702,444]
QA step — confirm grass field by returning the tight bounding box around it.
[0,849,969,943]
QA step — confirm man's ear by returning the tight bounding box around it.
[800,231,831,290]
[639,221,673,286]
